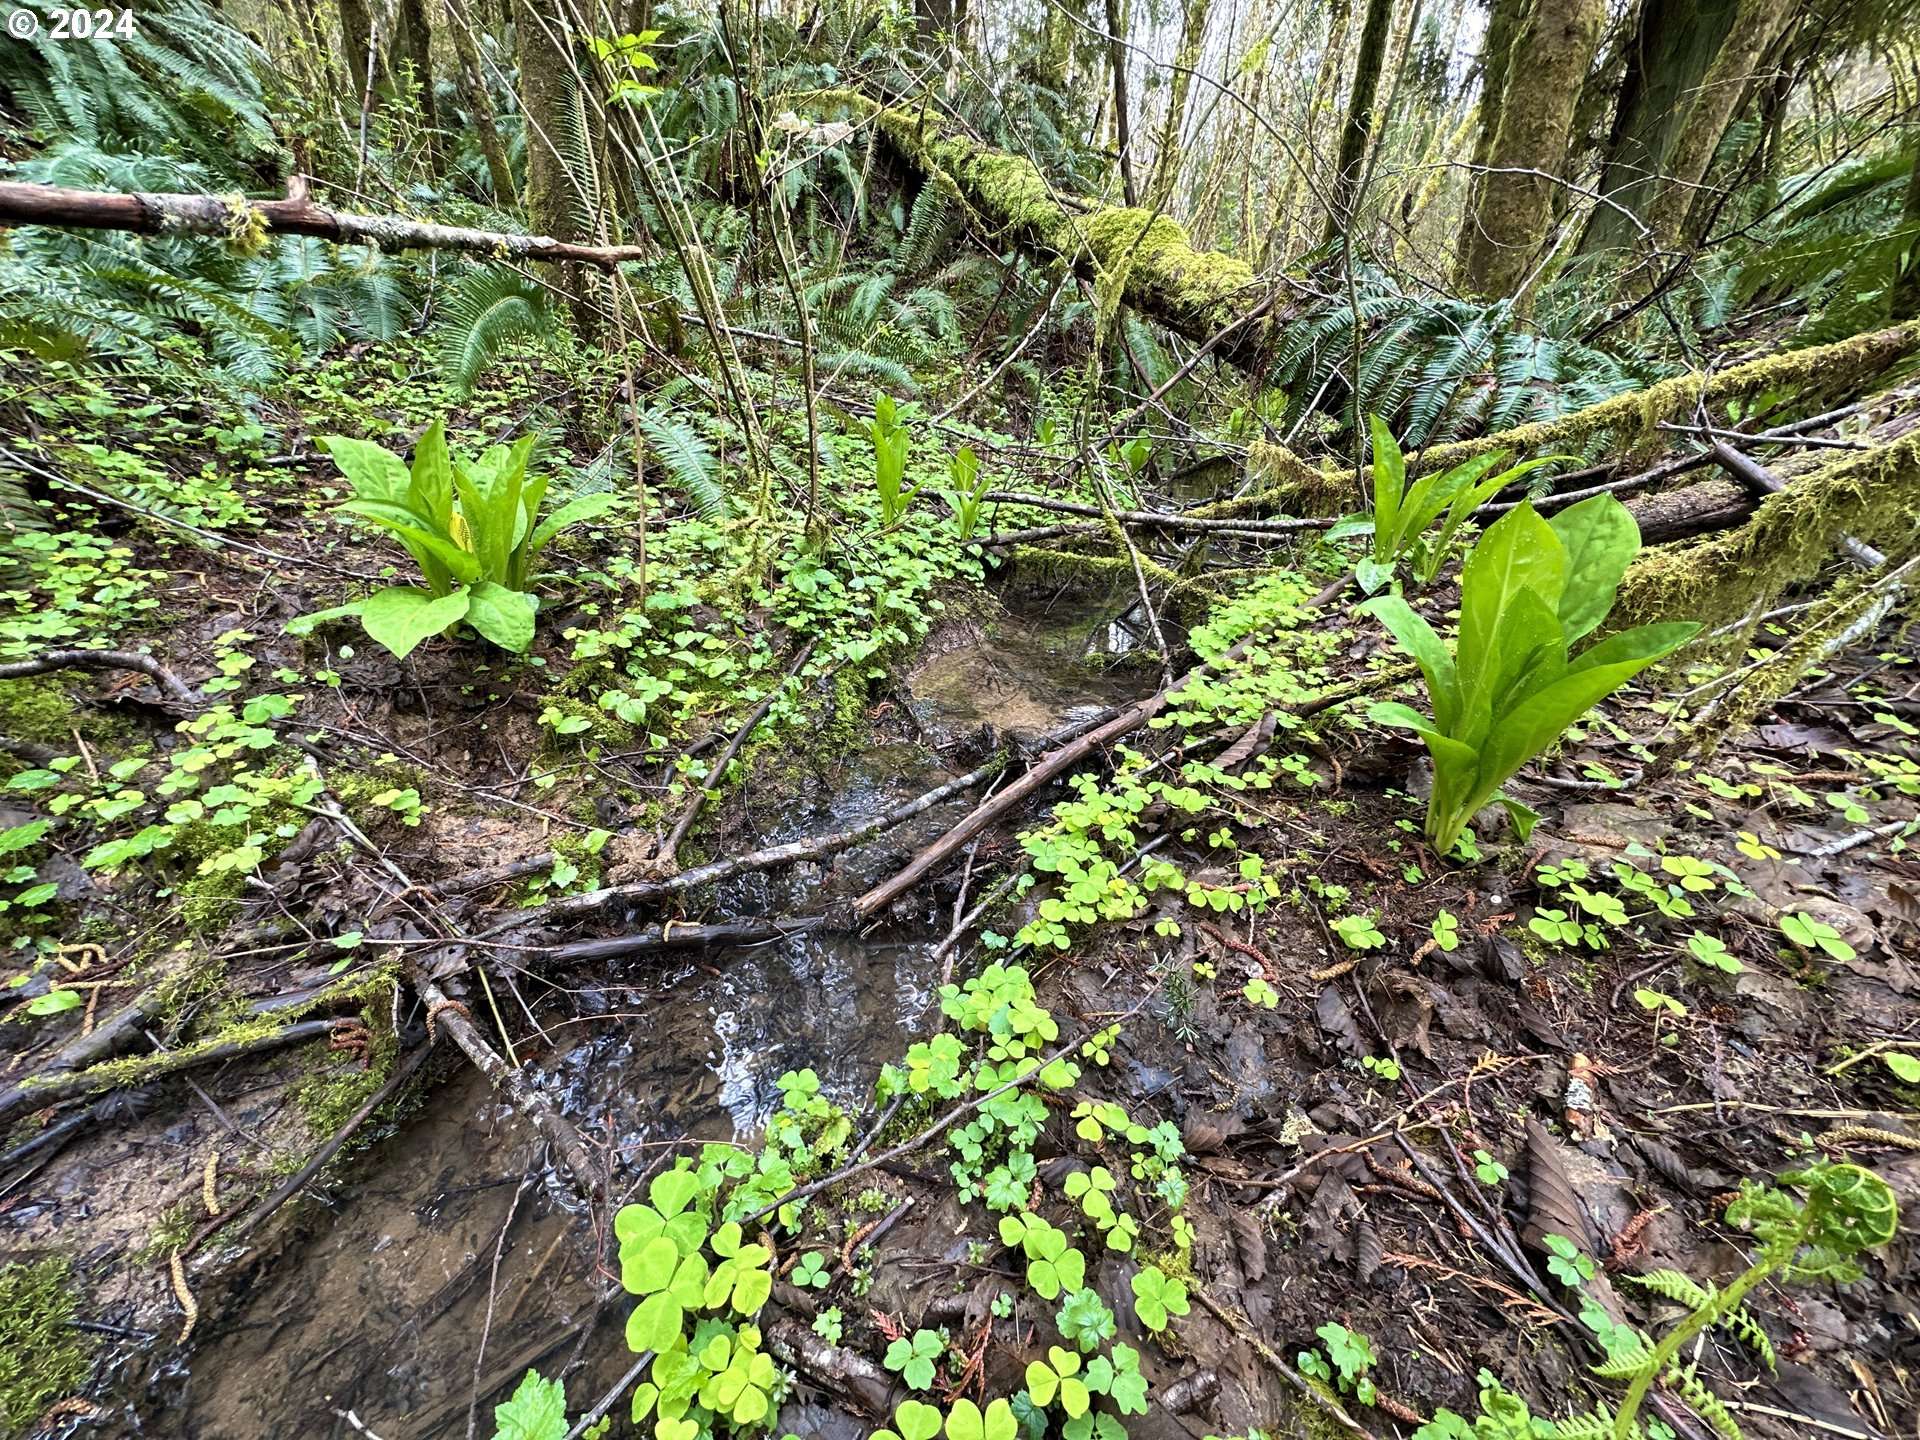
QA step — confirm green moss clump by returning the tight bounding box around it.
[0,1257,92,1435]
[291,1004,398,1140]
[0,678,77,749]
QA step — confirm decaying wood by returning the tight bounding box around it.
[0,648,199,706]
[0,1018,337,1125]
[526,916,827,962]
[0,179,652,268]
[404,960,604,1200]
[1708,440,1887,568]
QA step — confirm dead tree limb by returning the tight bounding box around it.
[650,638,819,875]
[0,1018,337,1124]
[0,180,651,268]
[0,648,199,706]
[1708,440,1887,567]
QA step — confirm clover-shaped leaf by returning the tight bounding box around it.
[945,1397,1016,1440]
[883,1329,944,1391]
[1085,1343,1149,1415]
[1025,1347,1089,1417]
[625,1290,685,1354]
[1062,1414,1127,1440]
[1129,1266,1188,1332]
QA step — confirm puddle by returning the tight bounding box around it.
[136,603,1133,1438]
[906,589,1150,748]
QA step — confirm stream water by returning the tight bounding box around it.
[145,592,1138,1440]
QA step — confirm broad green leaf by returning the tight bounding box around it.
[649,1169,701,1217]
[1397,450,1508,551]
[408,419,455,530]
[358,586,470,660]
[624,1235,680,1295]
[1355,557,1394,595]
[320,435,409,504]
[1422,456,1566,584]
[452,462,507,583]
[1563,621,1700,678]
[1482,587,1566,724]
[464,581,537,653]
[1549,495,1641,641]
[1493,793,1542,844]
[1360,597,1459,733]
[340,501,481,586]
[1458,502,1564,712]
[1368,416,1405,560]
[1476,650,1682,812]
[286,599,368,635]
[491,1368,567,1440]
[892,1400,943,1440]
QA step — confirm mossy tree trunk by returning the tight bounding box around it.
[1577,0,1741,257]
[1644,0,1795,248]
[512,0,596,332]
[1320,0,1395,244]
[337,0,390,105]
[850,100,1307,367]
[395,0,440,139]
[444,0,516,202]
[1455,0,1607,297]
[1144,0,1212,213]
[1103,0,1139,205]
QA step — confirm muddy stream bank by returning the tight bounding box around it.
[131,590,1145,1440]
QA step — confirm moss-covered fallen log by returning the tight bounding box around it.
[803,92,1306,367]
[1615,426,1920,625]
[1228,320,1920,511]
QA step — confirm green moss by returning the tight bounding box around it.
[1614,427,1920,628]
[0,678,77,749]
[1410,321,1920,475]
[291,999,398,1139]
[0,1257,92,1436]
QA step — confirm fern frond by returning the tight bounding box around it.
[434,267,558,396]
[634,406,729,518]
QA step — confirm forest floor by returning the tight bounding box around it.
[0,342,1917,1440]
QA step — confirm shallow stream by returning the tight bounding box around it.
[147,594,1134,1439]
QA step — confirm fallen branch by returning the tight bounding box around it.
[650,638,819,874]
[224,1040,436,1244]
[984,491,1332,535]
[488,706,1127,938]
[852,653,1398,921]
[523,915,828,963]
[0,1018,337,1124]
[1708,440,1887,567]
[0,648,198,706]
[0,179,652,269]
[404,960,603,1201]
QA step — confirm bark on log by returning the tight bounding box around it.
[0,181,651,269]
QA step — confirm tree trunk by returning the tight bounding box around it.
[1145,0,1213,212]
[337,0,390,104]
[396,0,440,135]
[1103,0,1139,205]
[913,0,966,38]
[1456,0,1608,297]
[1321,0,1395,243]
[1644,0,1794,248]
[511,0,596,328]
[1577,0,1741,257]
[444,0,516,202]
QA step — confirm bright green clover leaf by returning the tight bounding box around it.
[1084,1343,1148,1415]
[945,1397,1017,1440]
[1542,1234,1595,1288]
[1025,1346,1090,1417]
[1686,931,1742,974]
[1780,912,1857,962]
[1332,913,1385,950]
[882,1329,944,1391]
[1129,1265,1189,1332]
[1884,1052,1920,1084]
